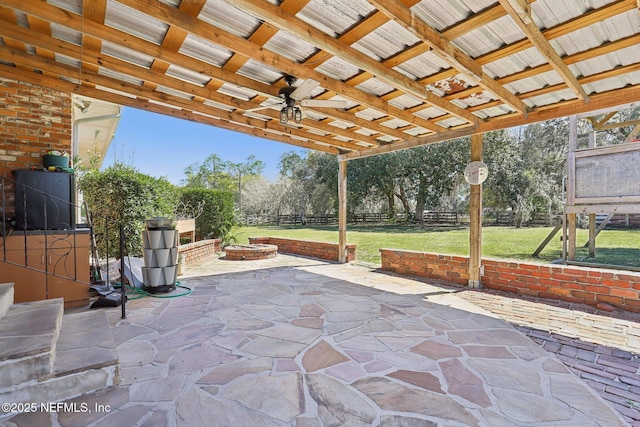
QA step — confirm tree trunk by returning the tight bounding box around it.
[414,176,427,222]
[396,185,411,220]
[386,191,395,220]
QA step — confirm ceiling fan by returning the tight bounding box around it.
[246,75,347,124]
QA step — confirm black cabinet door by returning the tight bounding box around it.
[14,170,75,230]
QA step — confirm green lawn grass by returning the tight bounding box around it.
[234,224,640,267]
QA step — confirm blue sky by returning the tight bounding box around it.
[102,107,308,185]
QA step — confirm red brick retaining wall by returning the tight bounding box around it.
[249,237,356,262]
[178,239,221,266]
[380,248,640,313]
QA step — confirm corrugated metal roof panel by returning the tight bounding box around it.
[54,53,79,69]
[263,31,317,63]
[483,47,549,79]
[554,10,640,58]
[328,120,354,130]
[47,0,81,14]
[315,57,360,81]
[159,0,180,7]
[50,23,81,46]
[354,128,376,137]
[474,104,514,119]
[585,72,640,94]
[411,0,495,32]
[355,78,395,97]
[94,85,135,99]
[105,2,167,45]
[179,34,232,67]
[303,110,330,121]
[388,94,424,110]
[199,0,261,38]
[237,60,282,85]
[217,83,257,101]
[403,126,431,136]
[166,64,210,87]
[298,0,374,37]
[454,15,524,58]
[381,118,410,129]
[98,67,143,87]
[156,85,192,100]
[101,41,155,68]
[527,88,578,108]
[395,53,451,80]
[413,106,447,120]
[203,100,234,111]
[435,116,467,128]
[506,70,564,96]
[353,21,420,61]
[356,108,387,121]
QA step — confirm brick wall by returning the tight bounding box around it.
[178,238,221,266]
[380,248,640,313]
[0,79,72,216]
[380,249,470,285]
[249,237,356,262]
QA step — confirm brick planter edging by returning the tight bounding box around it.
[380,248,640,313]
[225,244,278,261]
[178,238,221,266]
[249,237,356,262]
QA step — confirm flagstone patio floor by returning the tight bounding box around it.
[5,254,638,426]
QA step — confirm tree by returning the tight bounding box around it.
[225,155,264,214]
[396,139,468,221]
[182,154,235,191]
[78,163,178,258]
[179,188,235,242]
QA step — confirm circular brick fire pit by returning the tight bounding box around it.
[224,244,278,261]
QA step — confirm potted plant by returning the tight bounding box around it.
[43,150,70,169]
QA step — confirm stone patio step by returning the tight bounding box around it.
[0,309,119,406]
[0,298,64,390]
[0,282,14,321]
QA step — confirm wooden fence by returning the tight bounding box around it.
[241,211,460,225]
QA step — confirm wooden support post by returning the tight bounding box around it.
[468,133,483,288]
[567,213,577,261]
[338,159,347,263]
[588,213,596,258]
[566,115,578,261]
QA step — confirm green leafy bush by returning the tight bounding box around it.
[179,187,235,242]
[78,163,178,258]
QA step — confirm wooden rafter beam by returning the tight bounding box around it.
[340,84,640,160]
[421,0,636,92]
[0,0,280,97]
[0,14,418,145]
[224,0,477,124]
[441,4,507,40]
[498,0,589,102]
[369,0,528,114]
[223,0,309,74]
[0,32,379,151]
[117,0,445,133]
[0,63,340,154]
[0,43,367,152]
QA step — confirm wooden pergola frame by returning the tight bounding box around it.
[1,0,639,286]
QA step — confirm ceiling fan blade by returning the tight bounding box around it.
[300,99,347,109]
[290,79,320,101]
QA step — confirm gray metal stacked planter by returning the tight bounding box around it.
[141,218,178,293]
